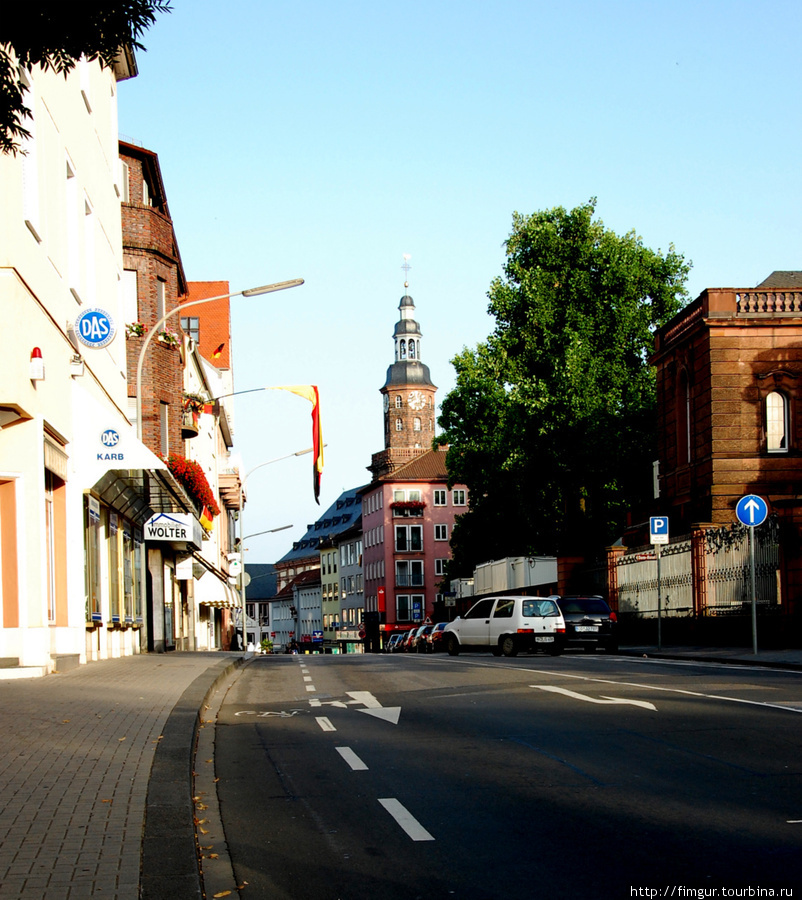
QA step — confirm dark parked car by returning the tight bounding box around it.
[385,633,405,653]
[411,624,434,652]
[428,621,449,652]
[555,595,618,653]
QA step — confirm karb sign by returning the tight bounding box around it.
[736,494,768,527]
[74,308,116,349]
[650,516,669,545]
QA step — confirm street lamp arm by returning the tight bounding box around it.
[135,279,304,441]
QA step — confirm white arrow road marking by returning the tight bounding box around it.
[536,685,657,710]
[379,799,435,841]
[336,747,368,770]
[357,706,402,725]
[346,691,382,707]
[316,717,336,732]
[345,690,402,723]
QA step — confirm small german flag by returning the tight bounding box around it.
[212,343,225,359]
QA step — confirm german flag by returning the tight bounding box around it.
[212,342,225,359]
[272,385,324,503]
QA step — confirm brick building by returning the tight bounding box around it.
[649,271,802,622]
[120,141,186,457]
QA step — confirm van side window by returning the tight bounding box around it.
[493,599,515,618]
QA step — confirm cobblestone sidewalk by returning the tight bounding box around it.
[0,652,243,900]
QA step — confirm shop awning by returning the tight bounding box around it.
[194,568,240,609]
[71,384,198,524]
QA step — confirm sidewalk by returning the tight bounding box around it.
[0,651,245,900]
[619,644,802,671]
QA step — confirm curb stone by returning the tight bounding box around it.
[140,656,246,900]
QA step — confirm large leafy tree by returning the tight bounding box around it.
[438,199,690,574]
[0,2,170,155]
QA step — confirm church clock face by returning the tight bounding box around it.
[408,390,426,410]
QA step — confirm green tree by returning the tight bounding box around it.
[0,2,171,155]
[438,199,690,575]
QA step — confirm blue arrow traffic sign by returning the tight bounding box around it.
[736,494,768,527]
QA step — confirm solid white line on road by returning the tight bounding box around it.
[536,685,657,711]
[335,747,368,770]
[316,717,336,732]
[378,799,435,841]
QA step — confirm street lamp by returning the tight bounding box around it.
[134,279,304,442]
[238,447,316,650]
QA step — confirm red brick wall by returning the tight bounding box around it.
[121,151,185,458]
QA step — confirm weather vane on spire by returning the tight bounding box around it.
[401,253,411,290]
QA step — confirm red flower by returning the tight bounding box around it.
[162,454,220,517]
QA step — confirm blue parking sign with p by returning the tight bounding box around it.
[650,516,669,544]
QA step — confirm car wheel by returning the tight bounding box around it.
[501,635,518,658]
[446,634,460,656]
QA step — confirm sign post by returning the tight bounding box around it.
[735,494,768,655]
[650,517,669,651]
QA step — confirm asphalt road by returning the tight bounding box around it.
[214,652,802,900]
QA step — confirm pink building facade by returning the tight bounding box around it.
[362,291,468,644]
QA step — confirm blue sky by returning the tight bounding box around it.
[118,0,802,562]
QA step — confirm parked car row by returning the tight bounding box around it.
[383,595,617,658]
[384,621,449,653]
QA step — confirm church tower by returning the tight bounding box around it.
[369,267,437,479]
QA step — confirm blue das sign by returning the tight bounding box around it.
[75,308,116,349]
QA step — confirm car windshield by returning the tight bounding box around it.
[522,599,559,617]
[559,598,610,615]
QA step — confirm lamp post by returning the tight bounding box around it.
[134,279,304,442]
[238,447,315,650]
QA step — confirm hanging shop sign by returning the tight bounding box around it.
[144,512,203,550]
[74,308,117,349]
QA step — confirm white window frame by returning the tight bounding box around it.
[434,524,448,541]
[766,391,789,453]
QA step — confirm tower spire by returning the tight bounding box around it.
[401,253,411,291]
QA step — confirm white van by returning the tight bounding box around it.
[443,595,565,657]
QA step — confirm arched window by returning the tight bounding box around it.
[395,395,402,408]
[395,418,403,432]
[400,340,407,359]
[409,340,416,359]
[413,417,421,432]
[766,391,788,452]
